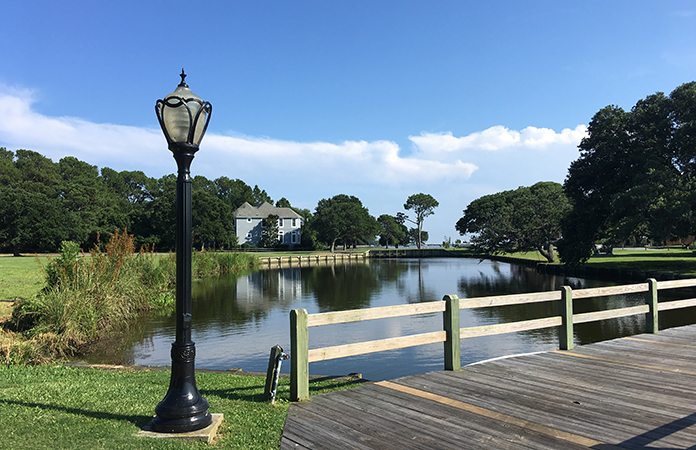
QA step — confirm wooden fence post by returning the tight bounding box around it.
[290,309,309,402]
[443,295,460,371]
[559,286,574,350]
[646,278,659,334]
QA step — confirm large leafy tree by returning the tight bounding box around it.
[100,168,158,247]
[403,193,438,249]
[312,194,378,252]
[0,149,76,254]
[456,182,570,263]
[192,178,236,250]
[261,214,280,248]
[215,176,254,211]
[378,214,408,248]
[59,156,125,247]
[560,82,696,264]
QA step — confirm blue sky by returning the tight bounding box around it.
[1,1,695,243]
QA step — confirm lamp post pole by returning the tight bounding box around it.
[151,70,212,433]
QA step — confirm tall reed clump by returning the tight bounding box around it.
[9,231,176,361]
[192,250,259,279]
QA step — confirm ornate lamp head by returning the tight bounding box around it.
[155,69,212,150]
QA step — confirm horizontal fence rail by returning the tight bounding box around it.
[260,253,368,268]
[289,277,696,401]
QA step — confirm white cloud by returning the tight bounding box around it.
[0,86,477,186]
[409,125,587,155]
[199,135,478,186]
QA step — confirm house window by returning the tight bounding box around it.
[247,218,252,222]
[279,231,284,242]
[279,218,284,227]
[291,233,297,244]
[246,232,251,238]
[292,219,297,227]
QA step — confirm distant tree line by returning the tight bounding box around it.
[0,148,272,255]
[0,148,438,254]
[457,81,696,264]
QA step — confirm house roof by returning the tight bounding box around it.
[233,202,303,219]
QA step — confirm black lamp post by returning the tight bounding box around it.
[151,69,213,433]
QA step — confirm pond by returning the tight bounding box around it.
[88,257,696,381]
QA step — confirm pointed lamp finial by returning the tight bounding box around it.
[178,69,188,87]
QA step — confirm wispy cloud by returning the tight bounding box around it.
[0,85,477,187]
[409,125,587,155]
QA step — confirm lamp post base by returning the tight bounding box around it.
[151,342,212,433]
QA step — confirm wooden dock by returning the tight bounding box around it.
[281,324,696,449]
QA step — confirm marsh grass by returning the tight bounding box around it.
[193,250,258,279]
[3,232,259,364]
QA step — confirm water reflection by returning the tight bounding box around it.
[87,258,696,381]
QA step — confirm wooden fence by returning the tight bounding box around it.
[289,278,696,401]
[260,253,368,268]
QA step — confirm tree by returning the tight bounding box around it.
[377,214,408,248]
[456,182,570,263]
[0,186,74,255]
[215,176,254,211]
[312,195,378,252]
[0,150,77,255]
[408,228,428,247]
[252,185,273,206]
[403,193,438,249]
[559,82,696,264]
[59,156,118,247]
[275,197,292,208]
[192,189,235,250]
[261,214,280,248]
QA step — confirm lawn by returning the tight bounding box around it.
[584,248,696,276]
[493,248,696,276]
[0,364,360,450]
[0,256,46,304]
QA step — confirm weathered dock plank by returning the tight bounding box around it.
[281,324,696,449]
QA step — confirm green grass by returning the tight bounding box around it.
[498,248,696,276]
[0,365,360,450]
[584,248,696,276]
[0,256,46,303]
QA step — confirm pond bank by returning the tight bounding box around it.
[488,255,695,282]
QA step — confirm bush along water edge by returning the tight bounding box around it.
[3,230,258,364]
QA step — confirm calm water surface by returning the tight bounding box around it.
[91,258,695,381]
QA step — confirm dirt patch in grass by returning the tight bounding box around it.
[0,300,13,319]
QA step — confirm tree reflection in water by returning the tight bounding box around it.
[86,258,696,379]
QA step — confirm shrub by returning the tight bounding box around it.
[11,230,176,358]
[8,232,259,363]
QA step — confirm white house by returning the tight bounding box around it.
[233,202,303,249]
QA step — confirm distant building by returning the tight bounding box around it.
[233,202,303,249]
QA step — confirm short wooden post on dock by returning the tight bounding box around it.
[264,345,284,401]
[559,286,574,350]
[646,278,659,334]
[290,309,309,402]
[443,295,460,371]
